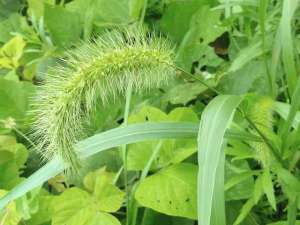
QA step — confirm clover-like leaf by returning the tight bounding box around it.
[52,187,121,225]
[84,168,125,213]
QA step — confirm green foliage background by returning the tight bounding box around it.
[1,0,300,225]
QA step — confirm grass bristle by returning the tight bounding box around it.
[30,28,175,173]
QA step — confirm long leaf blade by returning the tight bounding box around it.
[198,95,243,225]
[0,121,257,210]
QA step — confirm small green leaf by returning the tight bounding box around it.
[66,0,130,32]
[44,4,82,47]
[277,168,300,199]
[26,192,54,225]
[0,190,21,225]
[0,135,28,189]
[27,0,55,19]
[262,169,276,210]
[225,160,255,201]
[83,168,124,213]
[163,82,210,105]
[0,78,35,121]
[253,175,264,204]
[175,5,226,70]
[127,106,198,170]
[233,198,256,225]
[135,163,197,219]
[0,36,25,69]
[160,1,216,42]
[220,61,269,95]
[52,187,121,225]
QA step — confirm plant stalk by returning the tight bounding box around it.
[122,82,132,225]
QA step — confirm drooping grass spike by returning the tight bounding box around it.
[31,28,175,173]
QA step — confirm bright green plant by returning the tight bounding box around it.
[1,1,300,225]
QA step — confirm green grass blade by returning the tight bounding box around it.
[287,197,298,225]
[0,121,257,210]
[259,0,274,97]
[197,95,243,225]
[211,144,226,225]
[228,40,263,73]
[76,122,198,159]
[279,0,299,96]
[280,78,300,147]
[274,101,300,128]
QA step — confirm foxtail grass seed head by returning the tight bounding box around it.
[248,96,274,168]
[30,29,175,173]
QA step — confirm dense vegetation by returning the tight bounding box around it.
[0,0,300,224]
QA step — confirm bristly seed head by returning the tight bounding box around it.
[30,28,175,173]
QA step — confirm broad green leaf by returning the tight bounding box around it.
[83,168,124,212]
[0,135,27,167]
[44,4,82,47]
[129,0,145,21]
[220,61,269,95]
[160,0,216,42]
[0,0,21,20]
[175,5,226,70]
[0,190,21,225]
[92,0,130,27]
[0,135,28,189]
[67,0,130,32]
[162,82,211,105]
[52,187,120,225]
[27,0,55,19]
[141,209,194,225]
[198,95,243,225]
[0,36,25,69]
[135,163,197,219]
[15,187,44,220]
[26,193,54,225]
[127,106,198,170]
[0,14,32,43]
[66,0,97,40]
[0,79,35,121]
